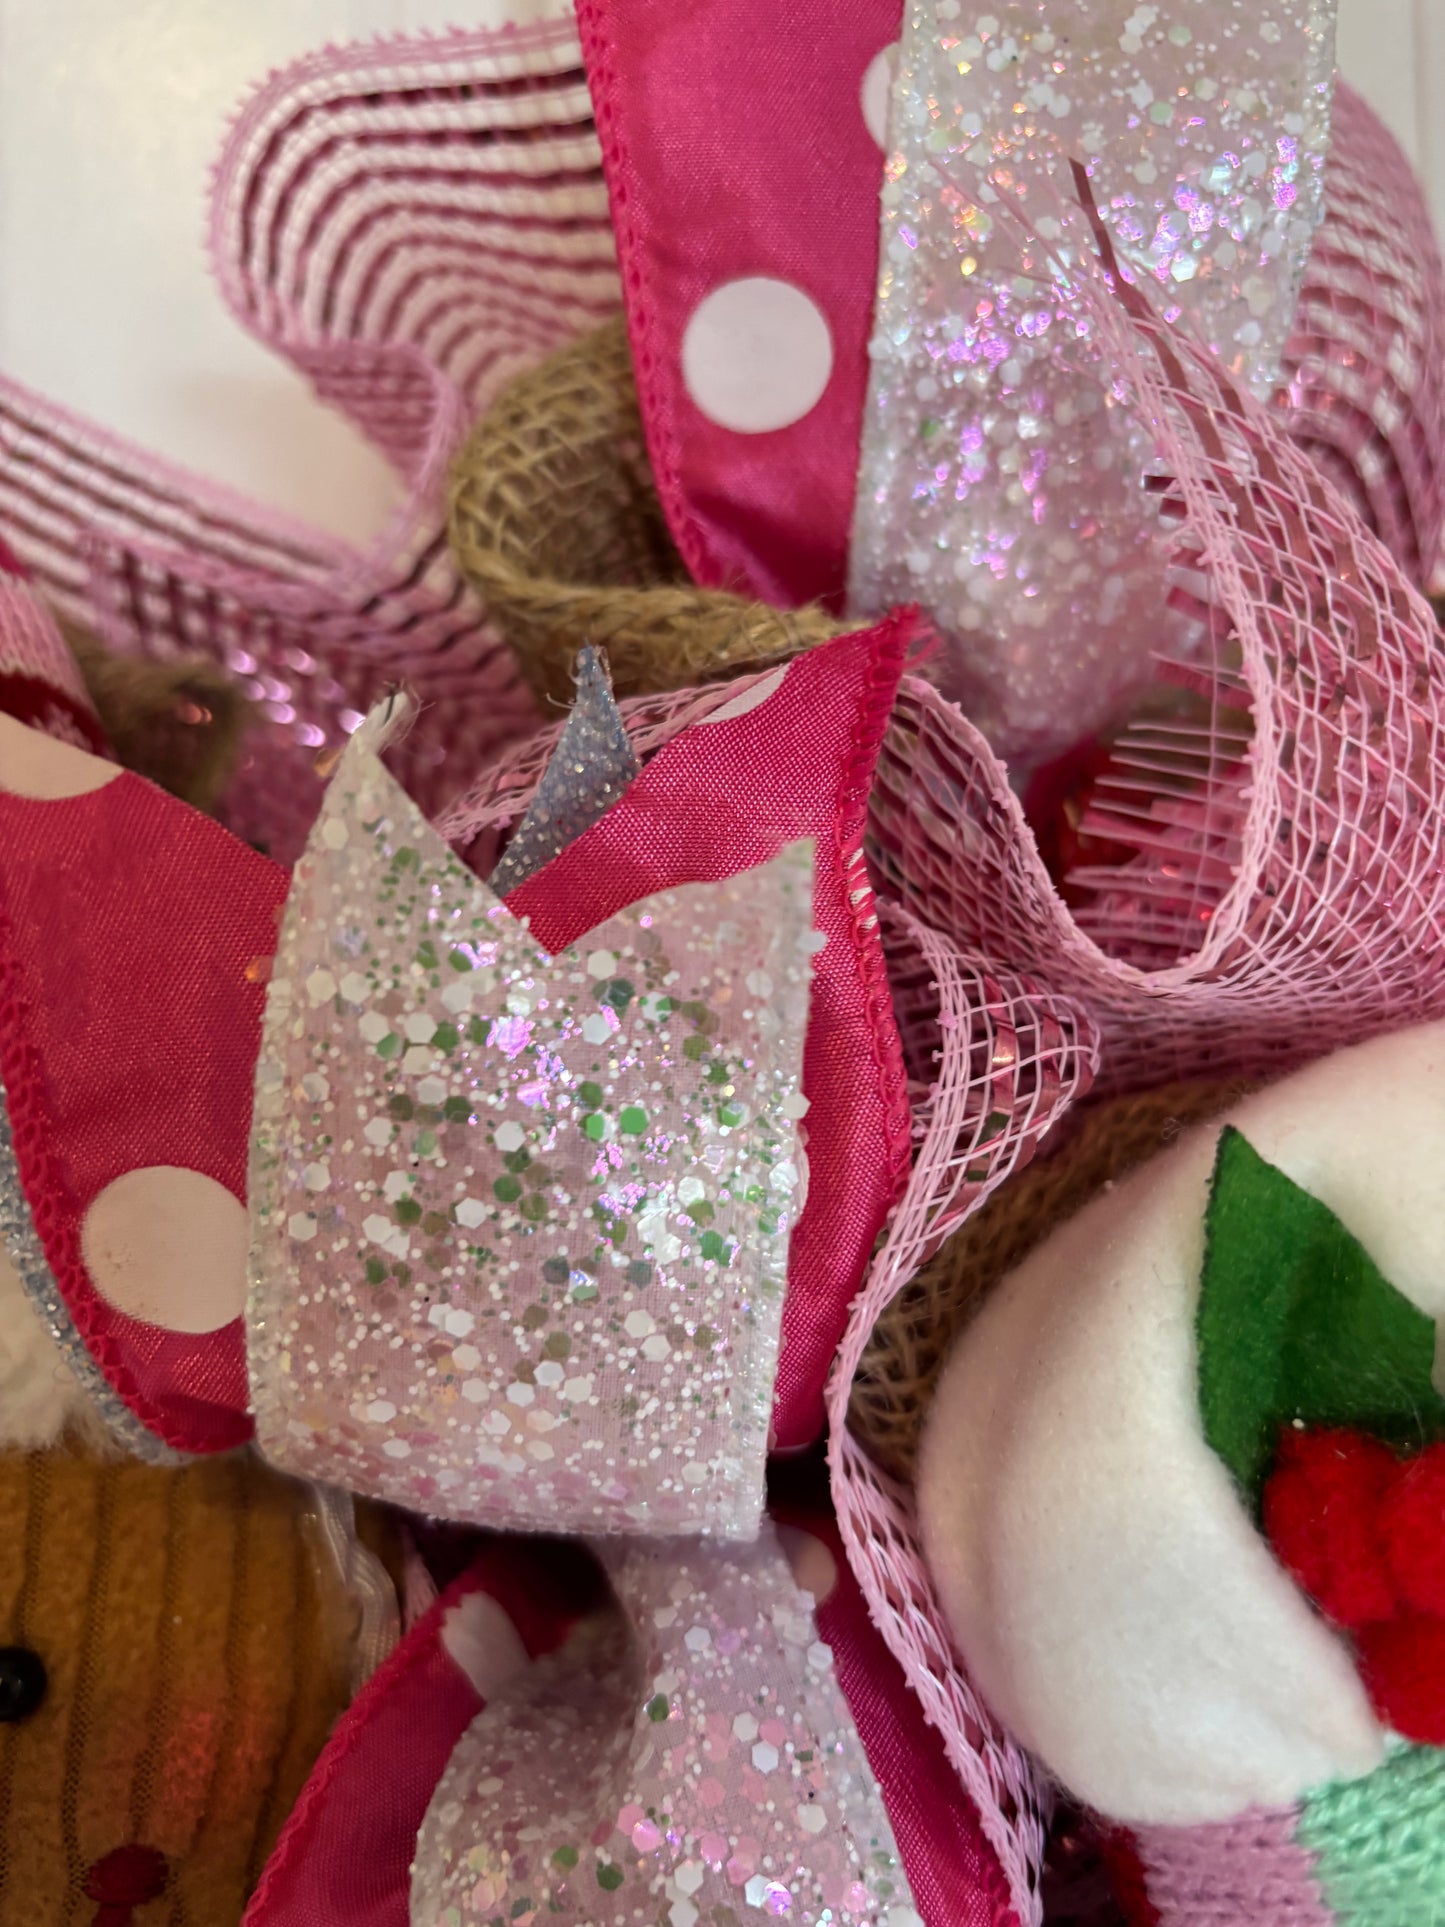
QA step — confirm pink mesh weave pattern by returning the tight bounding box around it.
[829,905,1101,1926]
[0,20,621,859]
[869,189,1445,1096]
[1280,84,1445,592]
[831,169,1445,1927]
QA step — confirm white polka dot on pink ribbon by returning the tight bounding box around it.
[861,41,898,148]
[442,1592,531,1698]
[681,277,835,434]
[81,1166,247,1333]
[0,712,117,800]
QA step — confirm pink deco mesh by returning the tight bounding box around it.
[831,907,1100,1926]
[0,19,619,860]
[1279,84,1445,592]
[824,174,1445,1927]
[869,186,1445,1097]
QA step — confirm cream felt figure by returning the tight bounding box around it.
[918,1021,1445,1924]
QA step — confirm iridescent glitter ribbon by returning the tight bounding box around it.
[850,0,1336,764]
[410,1527,919,1927]
[246,702,815,1538]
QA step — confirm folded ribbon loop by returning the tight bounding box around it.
[850,0,1336,762]
[247,704,815,1538]
[410,1527,919,1926]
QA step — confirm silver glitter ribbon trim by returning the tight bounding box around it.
[0,1075,177,1463]
[490,645,641,897]
[849,0,1336,765]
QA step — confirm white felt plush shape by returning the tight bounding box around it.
[917,1020,1445,1827]
[0,1244,106,1451]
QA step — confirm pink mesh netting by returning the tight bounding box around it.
[831,907,1100,1924]
[1280,84,1445,592]
[805,1509,1023,1927]
[869,184,1445,1096]
[0,20,620,860]
[825,168,1445,1927]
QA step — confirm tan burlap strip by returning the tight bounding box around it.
[849,1078,1255,1481]
[446,317,841,708]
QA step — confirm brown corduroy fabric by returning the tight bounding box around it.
[446,317,842,709]
[61,624,250,815]
[0,1446,352,1927]
[849,1079,1256,1482]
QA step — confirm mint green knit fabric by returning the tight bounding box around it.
[1298,1743,1445,1925]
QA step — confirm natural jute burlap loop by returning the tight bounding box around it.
[848,1077,1254,1481]
[446,317,841,708]
[62,624,250,814]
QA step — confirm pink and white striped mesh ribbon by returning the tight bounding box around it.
[0,20,619,860]
[1280,83,1445,591]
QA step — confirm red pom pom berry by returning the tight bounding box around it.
[1381,1441,1445,1616]
[1261,1426,1398,1629]
[1357,1613,1445,1745]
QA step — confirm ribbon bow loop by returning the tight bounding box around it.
[247,703,816,1540]
[411,1529,919,1927]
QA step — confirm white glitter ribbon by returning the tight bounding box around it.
[410,1528,918,1927]
[246,704,815,1539]
[849,0,1336,764]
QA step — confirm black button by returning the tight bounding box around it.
[0,1647,46,1722]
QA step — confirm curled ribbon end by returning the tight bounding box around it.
[354,689,415,759]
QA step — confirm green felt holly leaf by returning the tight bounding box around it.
[1197,1126,1445,1510]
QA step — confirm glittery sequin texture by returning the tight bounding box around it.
[410,1530,919,1927]
[247,707,814,1537]
[849,0,1335,762]
[489,646,641,898]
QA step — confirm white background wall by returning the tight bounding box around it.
[0,1,1436,545]
[0,0,568,545]
[1337,0,1443,224]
